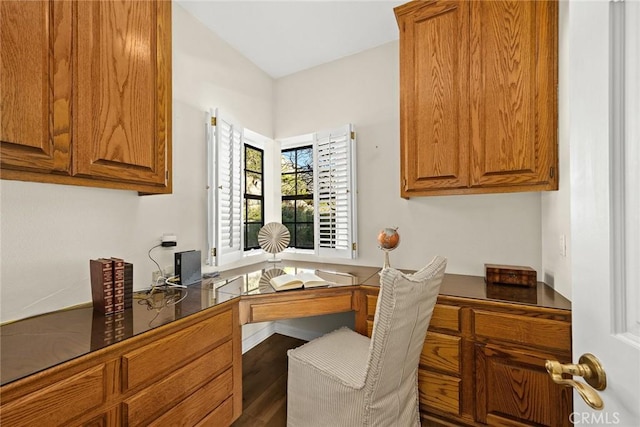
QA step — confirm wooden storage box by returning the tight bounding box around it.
[484,264,537,288]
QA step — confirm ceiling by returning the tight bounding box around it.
[176,1,405,79]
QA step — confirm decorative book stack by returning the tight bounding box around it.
[124,262,134,309]
[90,259,115,314]
[111,258,125,313]
[90,258,134,314]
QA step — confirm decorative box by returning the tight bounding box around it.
[485,264,537,287]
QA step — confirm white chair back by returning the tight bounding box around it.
[364,256,447,425]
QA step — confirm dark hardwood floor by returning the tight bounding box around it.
[232,334,306,427]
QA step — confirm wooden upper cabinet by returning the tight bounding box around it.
[0,0,171,194]
[395,0,558,197]
[397,1,470,193]
[0,0,72,174]
[74,0,171,188]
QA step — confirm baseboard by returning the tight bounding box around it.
[242,323,276,354]
[274,322,324,342]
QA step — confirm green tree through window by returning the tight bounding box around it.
[244,145,263,250]
[282,146,314,249]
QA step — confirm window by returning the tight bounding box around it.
[208,109,357,266]
[244,144,264,250]
[280,124,358,259]
[281,146,314,249]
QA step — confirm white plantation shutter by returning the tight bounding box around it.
[314,124,357,259]
[206,109,215,265]
[207,108,244,266]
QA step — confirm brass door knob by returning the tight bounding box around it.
[545,353,607,410]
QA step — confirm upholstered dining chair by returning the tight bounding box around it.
[286,256,447,427]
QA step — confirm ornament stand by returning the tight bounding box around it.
[382,248,392,269]
[379,247,397,273]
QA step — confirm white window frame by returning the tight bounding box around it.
[279,124,358,260]
[243,129,268,256]
[280,133,316,255]
[208,112,358,265]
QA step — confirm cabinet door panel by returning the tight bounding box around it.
[470,0,557,188]
[74,0,169,187]
[0,0,72,173]
[399,1,469,194]
[476,344,572,426]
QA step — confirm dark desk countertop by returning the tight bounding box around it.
[0,261,569,386]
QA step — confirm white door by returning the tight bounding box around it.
[569,0,640,425]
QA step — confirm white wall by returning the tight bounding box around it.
[0,4,567,328]
[0,4,274,323]
[541,1,572,300]
[274,41,543,277]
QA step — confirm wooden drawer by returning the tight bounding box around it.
[124,340,233,426]
[365,300,460,338]
[122,309,232,391]
[249,294,352,323]
[366,294,378,318]
[473,310,571,352]
[194,397,234,427]
[418,370,460,416]
[0,364,107,427]
[420,331,461,375]
[147,369,234,427]
[366,319,374,337]
[78,412,110,427]
[429,304,460,332]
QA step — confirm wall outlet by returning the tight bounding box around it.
[152,270,164,283]
[559,234,567,257]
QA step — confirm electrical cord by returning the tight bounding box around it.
[148,244,186,289]
[148,243,163,279]
[137,284,189,327]
[164,276,187,288]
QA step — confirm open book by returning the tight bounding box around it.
[269,272,329,291]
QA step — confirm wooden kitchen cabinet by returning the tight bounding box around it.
[0,0,171,194]
[357,284,572,426]
[395,0,558,197]
[0,1,72,174]
[0,301,241,427]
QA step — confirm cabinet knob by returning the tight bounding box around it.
[545,353,606,410]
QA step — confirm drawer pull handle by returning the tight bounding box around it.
[545,353,606,410]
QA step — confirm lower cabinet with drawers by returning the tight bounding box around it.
[0,300,242,427]
[356,286,573,427]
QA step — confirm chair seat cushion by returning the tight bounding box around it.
[287,327,370,389]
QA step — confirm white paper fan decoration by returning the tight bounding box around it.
[258,222,290,261]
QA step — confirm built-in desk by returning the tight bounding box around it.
[0,261,572,426]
